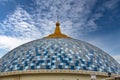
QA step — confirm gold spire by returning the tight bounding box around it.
[54,21,61,34]
[45,21,70,38]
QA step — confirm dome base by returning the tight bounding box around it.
[0,70,116,80]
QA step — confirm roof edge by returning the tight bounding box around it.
[0,69,118,77]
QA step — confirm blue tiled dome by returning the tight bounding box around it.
[0,38,120,74]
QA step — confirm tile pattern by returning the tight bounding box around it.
[0,38,120,74]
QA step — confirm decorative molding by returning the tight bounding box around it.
[0,70,118,77]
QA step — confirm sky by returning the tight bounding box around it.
[0,0,120,63]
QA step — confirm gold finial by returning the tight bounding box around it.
[56,21,60,26]
[54,21,61,34]
[45,21,70,38]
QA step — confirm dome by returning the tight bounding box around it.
[0,22,120,74]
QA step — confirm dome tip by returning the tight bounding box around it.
[45,21,71,38]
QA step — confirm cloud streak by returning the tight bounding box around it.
[32,0,99,37]
[0,7,41,38]
[0,35,31,50]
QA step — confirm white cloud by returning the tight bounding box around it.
[1,7,42,39]
[0,35,32,50]
[32,0,99,38]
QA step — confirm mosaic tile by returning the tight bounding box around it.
[0,38,120,74]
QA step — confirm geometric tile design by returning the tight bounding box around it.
[0,38,120,74]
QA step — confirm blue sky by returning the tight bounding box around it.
[0,0,120,63]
